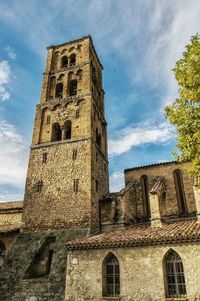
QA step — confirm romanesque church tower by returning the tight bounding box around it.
[22,36,109,233]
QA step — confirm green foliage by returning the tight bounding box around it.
[165,34,200,177]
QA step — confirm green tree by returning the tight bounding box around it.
[165,34,200,178]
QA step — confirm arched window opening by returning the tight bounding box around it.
[103,253,120,297]
[61,56,68,68]
[69,80,77,96]
[49,76,56,98]
[164,249,187,298]
[173,169,188,216]
[52,51,59,70]
[96,128,102,148]
[24,237,55,279]
[64,120,72,140]
[0,241,6,268]
[55,83,63,98]
[69,53,76,66]
[141,175,150,219]
[51,123,62,142]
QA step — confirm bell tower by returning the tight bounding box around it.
[22,36,109,233]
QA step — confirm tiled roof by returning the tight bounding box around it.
[0,223,22,234]
[0,201,23,212]
[66,219,200,250]
[124,161,179,172]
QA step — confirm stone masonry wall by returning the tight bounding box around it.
[65,244,200,301]
[23,139,92,231]
[125,162,196,218]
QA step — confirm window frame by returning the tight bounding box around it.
[102,253,120,298]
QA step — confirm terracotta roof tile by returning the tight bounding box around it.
[66,219,200,249]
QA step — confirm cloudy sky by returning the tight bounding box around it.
[0,0,199,201]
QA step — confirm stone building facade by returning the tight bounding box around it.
[0,36,200,301]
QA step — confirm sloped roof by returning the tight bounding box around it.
[0,201,23,212]
[124,160,179,172]
[66,219,200,250]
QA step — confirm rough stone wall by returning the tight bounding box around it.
[65,244,200,301]
[0,229,87,301]
[23,139,92,231]
[0,212,22,225]
[125,162,196,219]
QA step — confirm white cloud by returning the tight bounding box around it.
[0,61,11,101]
[5,46,16,60]
[0,120,28,188]
[109,171,124,192]
[109,122,175,156]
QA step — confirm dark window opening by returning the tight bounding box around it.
[0,241,6,268]
[61,56,68,68]
[24,237,55,279]
[55,83,63,98]
[36,180,43,192]
[103,253,120,297]
[52,52,59,70]
[72,149,77,160]
[49,76,56,98]
[46,116,51,124]
[173,169,188,216]
[64,120,72,140]
[75,109,79,118]
[69,53,76,66]
[51,123,62,142]
[141,175,150,219]
[73,179,79,193]
[69,80,77,96]
[96,128,102,148]
[164,249,187,298]
[42,153,48,163]
[96,180,99,192]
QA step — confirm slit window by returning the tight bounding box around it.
[36,180,43,192]
[173,169,188,216]
[73,179,79,193]
[72,149,77,160]
[42,153,48,163]
[46,116,51,124]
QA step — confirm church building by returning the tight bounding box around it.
[0,36,200,301]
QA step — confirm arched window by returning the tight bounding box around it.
[103,253,120,297]
[0,241,6,268]
[55,83,63,98]
[69,53,76,66]
[164,249,187,298]
[51,123,62,141]
[69,80,77,96]
[49,76,56,98]
[52,51,59,70]
[141,175,150,219]
[96,128,101,148]
[61,56,68,68]
[64,120,72,140]
[173,169,188,216]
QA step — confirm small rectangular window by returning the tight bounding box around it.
[47,116,51,124]
[73,179,79,193]
[72,149,77,160]
[75,109,80,118]
[42,153,48,163]
[96,151,98,162]
[36,180,43,192]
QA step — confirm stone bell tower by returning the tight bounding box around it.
[22,36,109,233]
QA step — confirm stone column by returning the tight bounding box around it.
[193,177,200,223]
[149,193,162,227]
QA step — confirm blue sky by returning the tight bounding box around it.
[0,0,200,201]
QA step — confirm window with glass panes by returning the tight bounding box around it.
[165,250,186,298]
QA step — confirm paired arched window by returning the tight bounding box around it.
[173,169,188,216]
[61,56,68,68]
[69,53,76,66]
[51,123,62,142]
[141,175,150,219]
[69,80,77,96]
[0,241,6,268]
[164,249,186,298]
[55,83,63,98]
[103,253,120,297]
[64,120,72,140]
